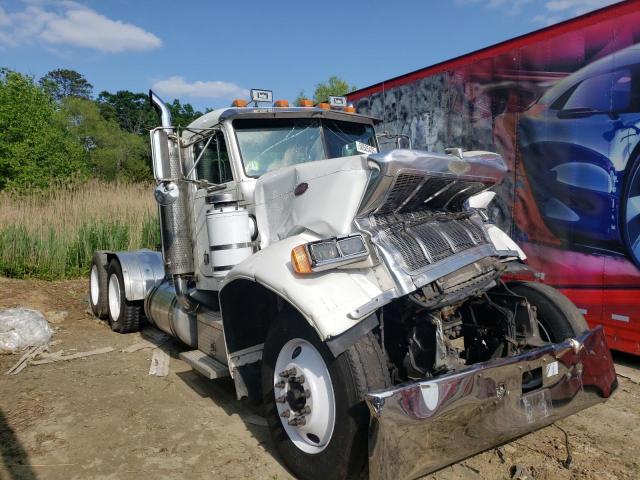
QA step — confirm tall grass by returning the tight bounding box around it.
[0,182,160,279]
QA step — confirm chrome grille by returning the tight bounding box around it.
[371,213,490,274]
[377,172,490,214]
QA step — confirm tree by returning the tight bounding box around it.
[0,70,87,191]
[96,90,157,136]
[57,97,150,182]
[39,69,93,102]
[313,76,357,104]
[167,99,204,128]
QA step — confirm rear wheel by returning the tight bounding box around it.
[106,259,143,333]
[262,310,390,480]
[508,281,588,342]
[89,251,109,319]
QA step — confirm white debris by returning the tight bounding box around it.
[0,308,54,353]
[148,349,170,377]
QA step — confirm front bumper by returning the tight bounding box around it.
[365,326,617,480]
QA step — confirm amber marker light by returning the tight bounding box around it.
[344,105,356,113]
[299,99,314,107]
[274,99,290,107]
[291,245,313,274]
[318,102,330,110]
[231,99,248,107]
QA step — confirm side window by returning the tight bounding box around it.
[562,69,632,112]
[194,131,233,184]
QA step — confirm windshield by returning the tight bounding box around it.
[233,118,376,177]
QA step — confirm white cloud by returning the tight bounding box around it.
[152,76,248,100]
[534,0,621,24]
[0,1,162,53]
[456,0,622,24]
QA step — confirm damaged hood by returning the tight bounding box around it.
[253,149,507,247]
[253,155,370,247]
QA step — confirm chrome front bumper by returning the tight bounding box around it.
[365,326,617,480]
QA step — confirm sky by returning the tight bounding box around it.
[0,0,624,110]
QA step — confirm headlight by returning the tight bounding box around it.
[291,235,369,274]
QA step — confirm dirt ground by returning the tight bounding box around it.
[0,277,639,480]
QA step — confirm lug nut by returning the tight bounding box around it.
[288,416,306,427]
[289,375,305,384]
[304,389,311,398]
[281,409,291,418]
[279,368,297,378]
[275,395,286,403]
[275,381,285,389]
[300,406,311,415]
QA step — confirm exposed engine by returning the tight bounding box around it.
[382,274,547,382]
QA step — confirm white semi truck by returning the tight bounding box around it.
[88,89,617,480]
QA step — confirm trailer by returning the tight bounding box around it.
[348,0,640,355]
[88,90,616,480]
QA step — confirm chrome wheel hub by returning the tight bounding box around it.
[274,338,335,454]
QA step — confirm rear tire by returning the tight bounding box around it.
[106,259,143,333]
[261,309,390,480]
[89,251,109,319]
[508,281,588,342]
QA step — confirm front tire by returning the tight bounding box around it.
[508,281,588,342]
[106,259,143,333]
[261,310,390,480]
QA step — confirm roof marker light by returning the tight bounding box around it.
[344,104,356,113]
[318,102,330,110]
[232,99,248,107]
[274,99,289,107]
[298,99,314,107]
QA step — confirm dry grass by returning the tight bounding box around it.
[0,182,160,279]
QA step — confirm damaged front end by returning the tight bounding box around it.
[366,326,617,480]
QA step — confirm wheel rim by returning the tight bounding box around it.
[625,163,640,264]
[90,265,100,306]
[108,273,121,321]
[273,338,336,454]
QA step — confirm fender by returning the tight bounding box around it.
[107,249,165,301]
[221,234,390,341]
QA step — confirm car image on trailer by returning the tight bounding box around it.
[517,44,640,266]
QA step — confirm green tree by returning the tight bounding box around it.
[96,90,157,136]
[58,97,150,182]
[167,99,204,128]
[313,76,356,104]
[0,70,87,191]
[39,69,93,102]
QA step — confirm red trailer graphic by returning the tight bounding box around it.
[348,0,640,354]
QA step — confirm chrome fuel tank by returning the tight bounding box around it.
[144,279,197,348]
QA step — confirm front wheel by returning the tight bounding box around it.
[261,310,390,480]
[508,281,588,342]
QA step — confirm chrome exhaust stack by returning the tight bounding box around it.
[149,90,198,313]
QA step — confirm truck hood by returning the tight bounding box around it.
[253,149,507,248]
[253,155,370,247]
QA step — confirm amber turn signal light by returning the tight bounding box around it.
[291,245,312,274]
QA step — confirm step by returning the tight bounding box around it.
[179,350,230,380]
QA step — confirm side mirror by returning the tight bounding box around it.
[150,129,174,181]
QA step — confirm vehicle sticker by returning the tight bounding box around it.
[355,141,378,155]
[545,361,559,378]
